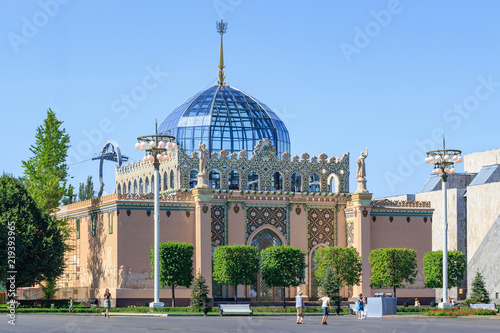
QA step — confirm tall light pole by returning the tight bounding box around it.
[425,138,462,307]
[135,122,176,308]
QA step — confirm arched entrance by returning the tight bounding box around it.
[248,228,284,301]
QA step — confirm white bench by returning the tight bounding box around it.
[218,304,253,316]
[348,303,357,314]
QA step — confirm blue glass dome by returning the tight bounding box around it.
[158,85,291,157]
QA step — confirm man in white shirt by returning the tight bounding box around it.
[319,294,331,325]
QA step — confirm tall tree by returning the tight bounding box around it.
[22,109,70,213]
[469,271,490,303]
[61,184,76,206]
[423,251,466,289]
[369,248,418,297]
[314,247,363,289]
[0,173,65,287]
[319,264,340,300]
[150,241,194,307]
[212,245,260,303]
[78,176,95,202]
[261,246,306,308]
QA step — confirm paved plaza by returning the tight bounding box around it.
[1,314,499,333]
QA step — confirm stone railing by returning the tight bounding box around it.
[371,199,431,208]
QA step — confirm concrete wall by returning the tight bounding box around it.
[464,148,500,173]
[466,182,500,302]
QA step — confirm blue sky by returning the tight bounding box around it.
[1,0,500,198]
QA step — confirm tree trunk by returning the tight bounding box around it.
[282,287,286,309]
[172,286,176,307]
[234,285,238,303]
[393,285,396,298]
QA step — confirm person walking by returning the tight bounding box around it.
[356,293,364,319]
[295,290,305,324]
[68,297,74,314]
[104,288,112,318]
[319,294,331,325]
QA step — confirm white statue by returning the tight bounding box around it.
[118,265,127,288]
[199,141,209,174]
[356,148,368,179]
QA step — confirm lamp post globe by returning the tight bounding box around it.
[424,138,462,308]
[135,123,176,308]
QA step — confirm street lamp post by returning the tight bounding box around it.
[425,139,462,307]
[135,123,176,308]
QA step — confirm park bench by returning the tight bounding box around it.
[348,303,357,314]
[218,304,253,316]
[469,304,498,312]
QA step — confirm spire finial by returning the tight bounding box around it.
[216,19,228,88]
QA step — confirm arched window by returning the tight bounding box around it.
[123,182,127,194]
[229,170,240,190]
[163,171,168,190]
[133,180,138,194]
[139,178,144,194]
[189,169,199,189]
[170,170,175,189]
[128,181,132,194]
[309,173,320,192]
[117,184,121,194]
[145,177,150,193]
[327,173,338,193]
[272,172,283,191]
[247,171,259,191]
[251,228,282,252]
[291,172,302,192]
[209,170,220,189]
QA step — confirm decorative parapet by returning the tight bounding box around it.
[371,199,431,208]
[117,192,194,202]
[116,138,350,194]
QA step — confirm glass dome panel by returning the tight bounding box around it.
[159,85,291,157]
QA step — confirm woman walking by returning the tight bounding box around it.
[104,288,112,318]
[356,293,364,319]
[319,294,331,325]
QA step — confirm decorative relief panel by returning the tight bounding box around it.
[307,207,337,251]
[211,204,226,246]
[346,222,354,247]
[245,205,288,242]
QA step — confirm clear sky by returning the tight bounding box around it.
[1,0,500,198]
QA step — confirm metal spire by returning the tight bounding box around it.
[216,19,228,87]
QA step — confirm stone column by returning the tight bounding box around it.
[192,188,213,297]
[351,192,373,297]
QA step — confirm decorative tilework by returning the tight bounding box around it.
[211,204,226,246]
[245,205,288,242]
[307,207,337,251]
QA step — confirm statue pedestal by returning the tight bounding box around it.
[355,178,368,193]
[197,172,209,188]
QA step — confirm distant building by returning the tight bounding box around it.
[385,148,500,303]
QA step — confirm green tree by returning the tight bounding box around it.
[61,184,76,205]
[369,248,418,297]
[40,278,59,300]
[190,271,211,312]
[423,251,466,289]
[0,173,65,287]
[212,245,260,302]
[469,271,490,303]
[150,241,194,307]
[319,264,340,301]
[314,247,363,289]
[261,246,306,308]
[22,109,70,213]
[78,176,95,202]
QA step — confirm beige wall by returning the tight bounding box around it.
[370,215,434,299]
[464,148,500,173]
